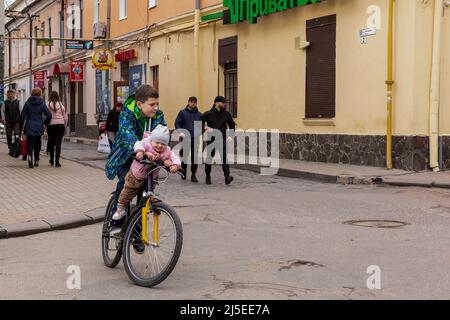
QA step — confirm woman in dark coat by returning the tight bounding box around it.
[19,88,52,168]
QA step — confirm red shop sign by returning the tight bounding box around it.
[70,61,84,82]
[33,71,46,88]
[115,49,137,62]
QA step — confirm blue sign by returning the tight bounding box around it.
[66,40,94,50]
[129,64,147,95]
[129,65,143,95]
[96,70,103,114]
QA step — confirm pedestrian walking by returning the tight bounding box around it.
[19,88,52,169]
[1,90,21,154]
[47,91,68,168]
[200,96,236,185]
[106,102,122,148]
[175,96,202,183]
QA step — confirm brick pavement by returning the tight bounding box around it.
[0,143,115,225]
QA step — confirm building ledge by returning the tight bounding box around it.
[302,118,336,126]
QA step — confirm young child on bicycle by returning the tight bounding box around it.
[112,125,181,220]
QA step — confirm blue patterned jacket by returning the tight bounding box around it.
[105,95,166,180]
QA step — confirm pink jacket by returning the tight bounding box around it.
[48,101,68,126]
[131,133,181,180]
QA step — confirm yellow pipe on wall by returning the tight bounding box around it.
[429,0,444,172]
[386,0,395,170]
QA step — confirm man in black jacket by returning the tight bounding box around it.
[1,90,21,152]
[105,102,122,148]
[175,96,202,183]
[200,96,236,185]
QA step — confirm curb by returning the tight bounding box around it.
[381,179,450,189]
[233,163,374,185]
[0,208,105,240]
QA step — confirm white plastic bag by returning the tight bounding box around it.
[97,132,111,154]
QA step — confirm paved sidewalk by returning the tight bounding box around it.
[49,136,450,188]
[0,143,115,238]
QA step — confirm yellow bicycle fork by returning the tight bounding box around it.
[141,198,159,246]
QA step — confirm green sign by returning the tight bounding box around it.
[36,38,54,46]
[224,0,321,24]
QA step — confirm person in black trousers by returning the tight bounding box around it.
[175,96,202,183]
[106,102,122,148]
[1,90,21,153]
[200,96,236,185]
[47,91,68,167]
[19,88,52,169]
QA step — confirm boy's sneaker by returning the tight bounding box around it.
[225,175,234,185]
[191,174,198,183]
[205,176,212,185]
[112,205,127,220]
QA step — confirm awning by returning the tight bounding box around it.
[47,63,71,78]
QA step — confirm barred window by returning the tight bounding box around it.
[224,62,238,118]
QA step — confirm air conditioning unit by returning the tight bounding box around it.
[93,22,107,39]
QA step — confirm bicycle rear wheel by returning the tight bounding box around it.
[122,202,183,287]
[102,194,123,268]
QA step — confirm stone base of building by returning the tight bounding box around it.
[226,132,450,171]
[277,133,434,171]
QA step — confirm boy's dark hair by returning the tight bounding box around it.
[188,96,198,103]
[135,85,159,103]
[7,89,15,94]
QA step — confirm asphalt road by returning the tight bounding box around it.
[1,167,450,300]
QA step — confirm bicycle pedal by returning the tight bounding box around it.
[110,228,122,237]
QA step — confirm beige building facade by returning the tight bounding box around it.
[4,0,450,171]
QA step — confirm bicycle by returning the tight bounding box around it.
[101,158,185,287]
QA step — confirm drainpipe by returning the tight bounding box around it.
[28,11,33,97]
[194,0,200,98]
[106,0,111,112]
[429,0,444,172]
[386,0,395,169]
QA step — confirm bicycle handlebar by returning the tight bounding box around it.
[134,155,186,179]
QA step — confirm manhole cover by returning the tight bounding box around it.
[343,220,408,229]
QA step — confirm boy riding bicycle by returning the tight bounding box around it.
[113,125,181,220]
[105,85,166,217]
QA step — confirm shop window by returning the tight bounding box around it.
[305,15,336,119]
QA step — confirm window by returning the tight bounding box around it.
[120,0,127,20]
[41,22,45,56]
[34,27,38,58]
[18,39,22,65]
[219,36,238,118]
[23,35,28,64]
[59,11,63,49]
[12,41,16,67]
[151,65,159,90]
[149,0,157,9]
[305,15,336,119]
[94,0,100,23]
[48,18,52,53]
[79,0,83,38]
[224,62,238,118]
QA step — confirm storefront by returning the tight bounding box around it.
[142,0,449,171]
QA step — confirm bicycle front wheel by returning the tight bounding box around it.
[102,194,123,268]
[122,202,183,287]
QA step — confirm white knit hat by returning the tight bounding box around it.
[150,125,170,145]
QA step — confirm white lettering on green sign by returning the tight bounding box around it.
[224,0,321,24]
